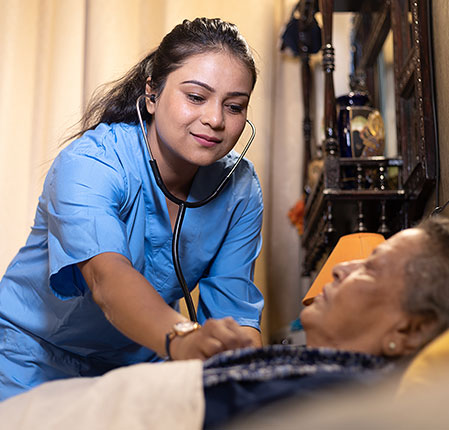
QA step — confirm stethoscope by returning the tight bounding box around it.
[136,94,256,322]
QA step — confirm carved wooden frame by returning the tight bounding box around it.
[353,0,436,214]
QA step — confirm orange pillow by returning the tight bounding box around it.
[302,233,385,305]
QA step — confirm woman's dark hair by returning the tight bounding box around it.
[402,215,449,346]
[68,17,257,142]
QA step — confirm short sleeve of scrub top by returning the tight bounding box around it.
[45,125,131,298]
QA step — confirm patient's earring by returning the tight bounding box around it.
[388,341,396,350]
[149,94,156,103]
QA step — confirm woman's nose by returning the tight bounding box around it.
[201,102,225,129]
[332,260,363,282]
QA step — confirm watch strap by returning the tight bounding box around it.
[165,332,173,360]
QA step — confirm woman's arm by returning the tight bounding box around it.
[78,252,253,359]
[241,326,263,347]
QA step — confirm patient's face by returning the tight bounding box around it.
[300,228,426,356]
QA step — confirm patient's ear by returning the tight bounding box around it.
[382,313,439,357]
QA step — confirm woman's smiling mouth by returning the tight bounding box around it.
[191,133,222,147]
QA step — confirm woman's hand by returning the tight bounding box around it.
[169,317,256,360]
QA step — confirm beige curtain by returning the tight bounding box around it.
[0,0,309,339]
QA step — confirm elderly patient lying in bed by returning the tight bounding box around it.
[2,216,449,430]
[202,215,449,426]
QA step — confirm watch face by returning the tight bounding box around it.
[173,321,200,336]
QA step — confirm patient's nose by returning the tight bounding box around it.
[332,260,363,282]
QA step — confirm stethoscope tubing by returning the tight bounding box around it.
[136,94,256,321]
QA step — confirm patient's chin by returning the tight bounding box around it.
[299,305,315,331]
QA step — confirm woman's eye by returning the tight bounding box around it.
[187,94,204,103]
[227,104,244,114]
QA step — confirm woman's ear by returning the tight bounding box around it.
[382,314,439,357]
[145,77,156,115]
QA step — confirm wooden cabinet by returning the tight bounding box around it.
[301,0,437,274]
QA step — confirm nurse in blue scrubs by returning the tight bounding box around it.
[0,17,264,401]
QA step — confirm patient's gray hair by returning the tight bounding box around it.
[402,215,449,344]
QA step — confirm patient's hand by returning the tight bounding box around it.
[169,317,254,360]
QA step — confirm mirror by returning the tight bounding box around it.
[353,0,436,209]
[377,29,397,157]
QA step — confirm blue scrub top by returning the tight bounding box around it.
[0,122,264,400]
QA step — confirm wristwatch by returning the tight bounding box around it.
[165,321,201,360]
